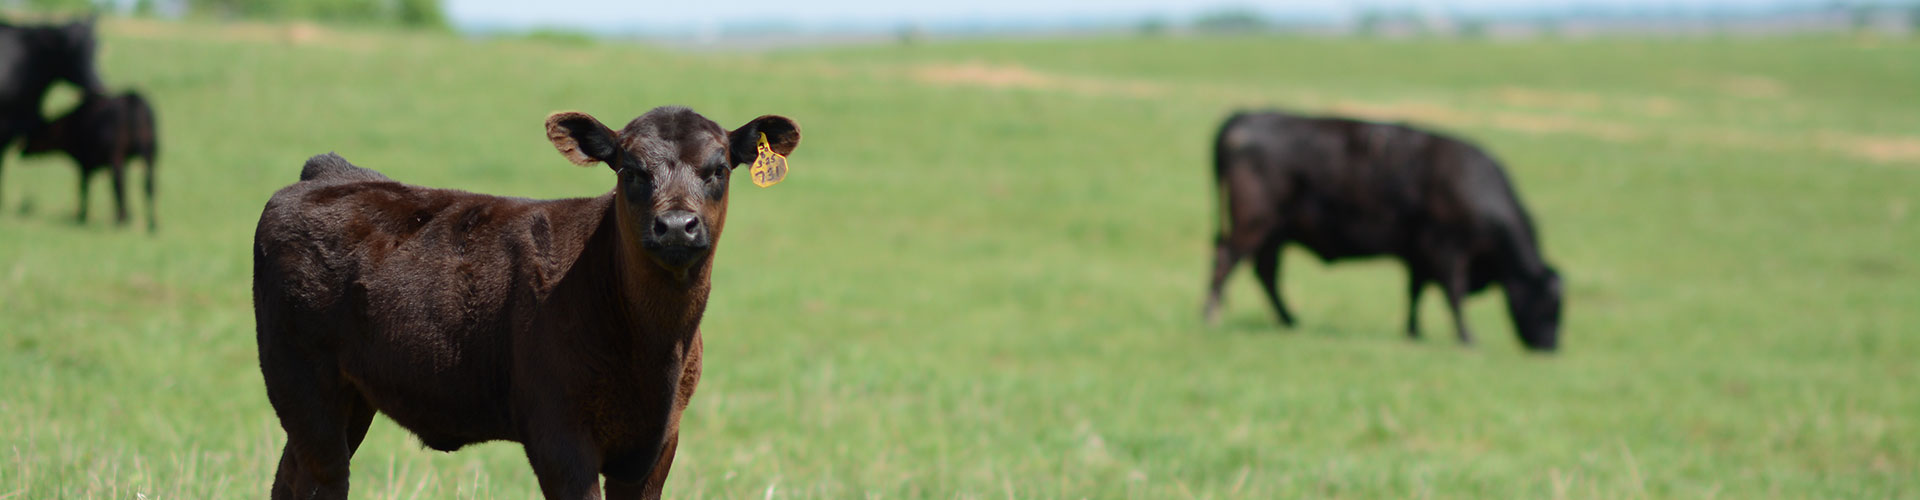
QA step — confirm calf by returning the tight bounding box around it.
[252,106,800,499]
[21,90,157,231]
[1201,110,1563,351]
[0,17,108,206]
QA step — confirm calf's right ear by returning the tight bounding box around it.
[728,115,801,166]
[546,111,620,168]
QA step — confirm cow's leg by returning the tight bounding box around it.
[1437,255,1475,346]
[0,133,12,210]
[1250,236,1296,327]
[524,433,605,500]
[1405,265,1427,339]
[143,156,158,232]
[75,168,92,224]
[1203,218,1275,326]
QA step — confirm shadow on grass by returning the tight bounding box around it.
[1208,310,1494,354]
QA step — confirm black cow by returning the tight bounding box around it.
[0,17,108,206]
[1201,110,1563,351]
[21,90,157,230]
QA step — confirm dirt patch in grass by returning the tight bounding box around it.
[910,61,1164,98]
[1818,132,1920,165]
[1331,99,1642,143]
[1488,112,1644,142]
[1494,87,1678,117]
[1679,72,1790,100]
[106,18,371,50]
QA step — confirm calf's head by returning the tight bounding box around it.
[1506,266,1564,352]
[545,106,799,276]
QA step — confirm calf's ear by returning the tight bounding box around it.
[728,115,800,166]
[546,111,621,168]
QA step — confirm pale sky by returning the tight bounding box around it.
[444,0,1824,32]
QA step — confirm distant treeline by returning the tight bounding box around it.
[6,0,446,29]
[1156,3,1920,39]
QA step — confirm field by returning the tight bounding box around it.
[2,19,1916,498]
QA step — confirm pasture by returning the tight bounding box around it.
[2,19,1916,498]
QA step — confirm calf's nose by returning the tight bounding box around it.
[652,211,706,246]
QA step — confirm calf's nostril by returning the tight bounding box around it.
[683,218,701,234]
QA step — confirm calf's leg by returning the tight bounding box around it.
[614,334,703,500]
[143,157,158,232]
[523,434,606,500]
[603,433,675,500]
[109,160,130,226]
[261,342,373,500]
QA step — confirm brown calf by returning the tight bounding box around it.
[252,106,800,499]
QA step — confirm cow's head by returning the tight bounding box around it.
[1506,266,1563,352]
[44,17,108,96]
[545,106,799,278]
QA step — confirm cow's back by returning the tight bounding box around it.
[1221,113,1438,260]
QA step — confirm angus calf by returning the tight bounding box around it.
[21,91,157,231]
[252,106,800,499]
[1201,110,1563,351]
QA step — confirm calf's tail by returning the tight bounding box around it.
[1211,112,1252,243]
[299,153,389,183]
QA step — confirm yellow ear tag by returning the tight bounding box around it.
[749,133,787,188]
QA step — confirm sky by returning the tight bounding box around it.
[443,0,1834,33]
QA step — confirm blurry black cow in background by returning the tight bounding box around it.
[1202,110,1564,351]
[0,16,108,208]
[22,90,157,231]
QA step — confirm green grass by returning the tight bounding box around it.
[2,20,1916,498]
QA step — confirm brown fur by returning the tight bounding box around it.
[252,106,799,499]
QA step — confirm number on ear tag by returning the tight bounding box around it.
[750,133,787,188]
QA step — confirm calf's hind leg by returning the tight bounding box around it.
[143,156,158,232]
[109,158,131,226]
[262,343,376,500]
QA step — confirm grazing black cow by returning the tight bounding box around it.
[254,106,800,499]
[21,90,157,231]
[1201,110,1563,351]
[0,17,108,205]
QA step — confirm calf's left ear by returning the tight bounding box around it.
[728,115,800,166]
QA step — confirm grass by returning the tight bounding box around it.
[2,19,1916,498]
